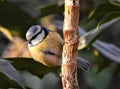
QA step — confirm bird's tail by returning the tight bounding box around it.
[77,57,91,71]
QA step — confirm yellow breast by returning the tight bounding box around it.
[28,31,63,66]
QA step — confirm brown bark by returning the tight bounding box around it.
[62,0,80,89]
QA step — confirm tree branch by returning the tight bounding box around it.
[62,0,80,89]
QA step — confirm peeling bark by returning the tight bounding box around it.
[62,0,80,89]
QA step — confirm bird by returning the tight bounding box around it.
[26,25,91,71]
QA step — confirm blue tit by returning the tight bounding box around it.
[26,25,90,71]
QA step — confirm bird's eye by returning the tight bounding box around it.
[28,41,31,44]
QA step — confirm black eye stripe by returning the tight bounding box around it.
[42,27,49,38]
[29,26,49,44]
[30,29,42,41]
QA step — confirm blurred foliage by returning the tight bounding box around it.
[0,0,38,38]
[88,0,120,27]
[5,58,60,78]
[0,59,25,89]
[0,26,14,42]
[37,2,64,18]
[0,0,120,89]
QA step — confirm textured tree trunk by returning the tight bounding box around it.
[62,0,80,89]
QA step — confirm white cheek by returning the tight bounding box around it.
[31,30,45,46]
[28,43,31,47]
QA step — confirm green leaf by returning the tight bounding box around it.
[95,69,111,89]
[0,1,37,38]
[93,40,120,63]
[97,12,120,28]
[108,0,120,7]
[78,19,119,50]
[85,63,117,89]
[4,58,60,78]
[0,59,25,89]
[37,2,64,18]
[0,26,14,42]
[21,71,42,89]
[94,63,116,89]
[88,1,120,20]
